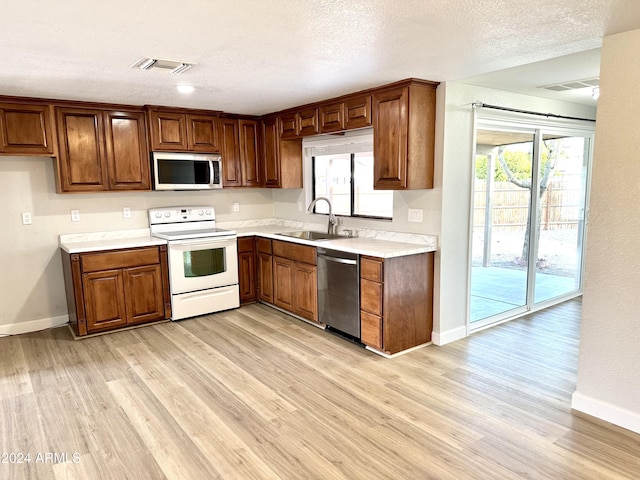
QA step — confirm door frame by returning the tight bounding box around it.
[467,108,595,333]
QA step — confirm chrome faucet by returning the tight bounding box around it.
[307,197,337,235]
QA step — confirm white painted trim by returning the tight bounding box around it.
[0,315,68,337]
[571,390,640,435]
[365,342,431,358]
[431,326,467,346]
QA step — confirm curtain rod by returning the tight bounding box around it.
[472,102,596,123]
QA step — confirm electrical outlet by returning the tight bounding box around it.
[71,209,80,222]
[123,207,131,218]
[21,212,32,225]
[408,208,423,223]
[233,202,240,212]
[298,202,303,212]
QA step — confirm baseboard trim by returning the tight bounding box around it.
[431,325,467,346]
[571,390,640,434]
[0,315,69,337]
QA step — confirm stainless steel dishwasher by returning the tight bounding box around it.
[317,247,360,339]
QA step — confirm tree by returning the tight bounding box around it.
[498,140,558,262]
[497,140,559,263]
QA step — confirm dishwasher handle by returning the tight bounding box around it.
[318,254,357,265]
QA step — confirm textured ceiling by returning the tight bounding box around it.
[3,0,640,115]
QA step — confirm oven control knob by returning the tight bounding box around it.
[198,210,204,216]
[206,209,212,215]
[154,213,162,219]
[164,212,171,218]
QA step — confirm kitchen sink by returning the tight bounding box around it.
[276,231,345,241]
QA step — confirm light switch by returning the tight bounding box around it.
[233,202,240,212]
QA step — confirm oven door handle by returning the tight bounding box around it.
[170,237,236,247]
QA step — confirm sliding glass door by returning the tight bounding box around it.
[469,117,592,330]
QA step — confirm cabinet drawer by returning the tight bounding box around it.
[360,278,382,316]
[361,311,382,349]
[237,236,255,253]
[81,247,160,273]
[256,237,272,254]
[360,256,383,282]
[272,240,316,265]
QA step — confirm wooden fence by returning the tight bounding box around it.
[473,178,582,232]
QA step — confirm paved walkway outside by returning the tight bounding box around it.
[470,266,579,322]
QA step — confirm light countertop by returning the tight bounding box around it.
[59,229,167,254]
[233,226,435,258]
[59,225,436,258]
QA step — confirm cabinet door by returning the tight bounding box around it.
[187,114,220,152]
[104,110,151,191]
[372,87,408,189]
[55,107,107,192]
[279,112,298,138]
[0,103,54,155]
[262,116,281,187]
[220,118,242,187]
[83,269,127,333]
[238,119,261,186]
[148,111,188,151]
[293,262,318,322]
[124,265,165,325]
[273,256,294,311]
[361,311,383,349]
[345,95,372,130]
[238,237,257,304]
[258,252,274,303]
[319,102,345,133]
[298,107,319,136]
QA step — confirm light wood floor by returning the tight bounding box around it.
[1,298,639,479]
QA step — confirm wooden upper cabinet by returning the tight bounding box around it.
[372,87,408,190]
[148,109,220,153]
[279,112,298,138]
[319,102,345,133]
[0,103,54,155]
[220,118,261,187]
[344,95,372,130]
[148,110,187,151]
[56,106,150,193]
[104,110,150,191]
[55,107,107,192]
[220,118,242,187]
[187,114,220,152]
[372,81,436,190]
[298,107,319,136]
[238,119,261,186]
[262,116,281,187]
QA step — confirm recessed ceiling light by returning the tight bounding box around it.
[176,85,195,94]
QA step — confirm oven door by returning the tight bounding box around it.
[167,236,238,294]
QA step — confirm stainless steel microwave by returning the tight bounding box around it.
[152,152,223,190]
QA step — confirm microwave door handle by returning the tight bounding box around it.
[210,161,215,186]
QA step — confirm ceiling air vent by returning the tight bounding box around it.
[539,77,599,92]
[130,57,195,75]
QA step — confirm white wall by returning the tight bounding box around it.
[572,29,640,434]
[0,156,274,334]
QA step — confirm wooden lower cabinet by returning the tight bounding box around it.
[271,239,318,322]
[62,245,171,336]
[257,238,274,303]
[237,237,257,304]
[360,253,434,354]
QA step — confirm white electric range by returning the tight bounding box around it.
[149,206,239,320]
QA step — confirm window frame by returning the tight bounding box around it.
[311,152,392,220]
